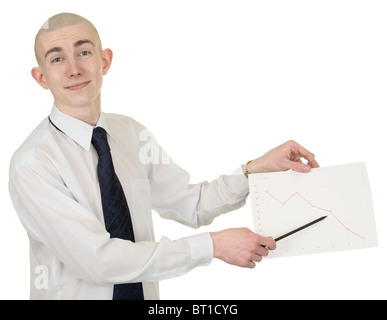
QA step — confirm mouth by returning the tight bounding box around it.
[65,81,91,91]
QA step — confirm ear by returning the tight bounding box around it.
[31,67,50,90]
[101,49,113,76]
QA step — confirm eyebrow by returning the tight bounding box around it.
[45,47,62,59]
[74,39,95,48]
[44,39,95,59]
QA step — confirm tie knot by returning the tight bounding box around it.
[92,127,110,156]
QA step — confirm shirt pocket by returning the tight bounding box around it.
[128,179,155,242]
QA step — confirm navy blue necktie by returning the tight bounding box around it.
[91,127,144,300]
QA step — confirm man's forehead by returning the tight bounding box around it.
[39,22,96,47]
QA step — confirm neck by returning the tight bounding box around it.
[55,98,101,126]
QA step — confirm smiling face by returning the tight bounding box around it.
[32,15,112,125]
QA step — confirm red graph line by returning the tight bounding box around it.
[265,191,365,240]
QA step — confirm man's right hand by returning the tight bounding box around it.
[210,228,276,268]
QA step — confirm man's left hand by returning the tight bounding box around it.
[248,140,319,174]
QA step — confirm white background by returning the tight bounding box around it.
[1,0,386,300]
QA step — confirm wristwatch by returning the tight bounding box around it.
[242,160,253,179]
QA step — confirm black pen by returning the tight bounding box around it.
[274,215,327,242]
[262,215,327,248]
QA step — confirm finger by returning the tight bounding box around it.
[255,245,269,257]
[251,254,263,263]
[265,236,277,251]
[258,236,276,251]
[308,158,320,169]
[282,158,311,173]
[293,143,319,169]
[267,237,277,251]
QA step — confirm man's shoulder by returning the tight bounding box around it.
[10,117,54,170]
[102,112,148,134]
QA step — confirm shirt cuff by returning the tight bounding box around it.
[187,232,213,267]
[226,166,249,196]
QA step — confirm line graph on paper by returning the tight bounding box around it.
[249,163,378,258]
[264,190,365,240]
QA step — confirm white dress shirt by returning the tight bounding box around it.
[8,104,249,300]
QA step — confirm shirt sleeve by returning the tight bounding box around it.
[8,151,214,285]
[147,144,249,229]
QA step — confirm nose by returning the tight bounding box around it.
[66,58,83,78]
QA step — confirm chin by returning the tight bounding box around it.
[63,92,100,108]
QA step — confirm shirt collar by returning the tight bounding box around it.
[49,104,113,152]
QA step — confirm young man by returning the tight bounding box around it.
[9,13,319,300]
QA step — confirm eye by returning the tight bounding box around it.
[79,50,91,57]
[51,57,63,63]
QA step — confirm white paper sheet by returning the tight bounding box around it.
[249,162,378,258]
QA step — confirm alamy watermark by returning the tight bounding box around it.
[34,265,49,290]
[139,129,171,165]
